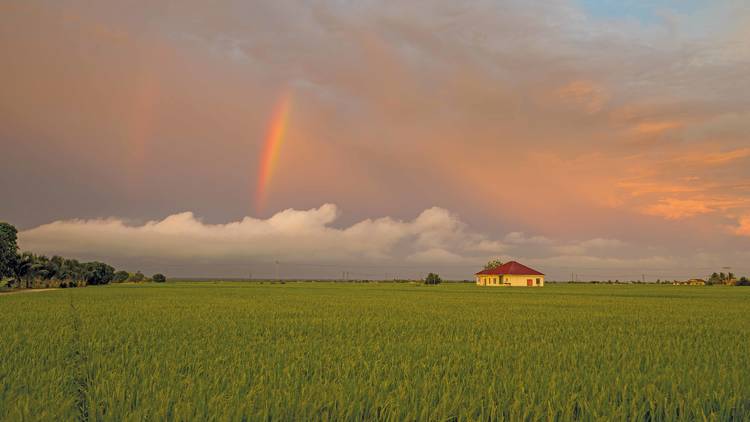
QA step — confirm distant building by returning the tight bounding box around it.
[672,279,706,286]
[475,261,544,287]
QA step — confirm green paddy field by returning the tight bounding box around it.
[1,282,749,420]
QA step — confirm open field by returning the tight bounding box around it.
[1,282,749,420]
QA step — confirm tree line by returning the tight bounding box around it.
[0,222,166,289]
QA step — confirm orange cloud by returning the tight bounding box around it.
[617,180,701,197]
[733,216,750,236]
[555,80,609,113]
[643,197,749,220]
[655,148,750,167]
[633,120,682,134]
[643,198,714,220]
[703,148,750,165]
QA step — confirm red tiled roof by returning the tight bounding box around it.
[475,261,544,276]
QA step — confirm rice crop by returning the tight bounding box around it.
[1,282,749,420]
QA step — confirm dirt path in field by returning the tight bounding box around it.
[0,288,59,296]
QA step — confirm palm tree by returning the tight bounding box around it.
[29,255,51,286]
[59,258,83,286]
[12,252,34,288]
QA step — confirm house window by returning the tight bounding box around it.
[536,278,540,285]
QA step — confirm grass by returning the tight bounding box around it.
[1,282,749,420]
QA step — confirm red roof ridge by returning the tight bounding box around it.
[475,260,544,276]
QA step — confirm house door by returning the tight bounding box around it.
[527,279,533,286]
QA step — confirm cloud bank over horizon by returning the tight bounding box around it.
[18,204,744,280]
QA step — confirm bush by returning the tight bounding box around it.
[152,273,167,283]
[424,273,442,285]
[129,271,145,282]
[113,270,130,283]
[84,262,115,285]
[737,277,750,286]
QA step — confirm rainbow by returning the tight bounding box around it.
[255,91,292,214]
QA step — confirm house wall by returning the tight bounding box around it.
[476,275,504,286]
[476,274,544,287]
[504,274,544,287]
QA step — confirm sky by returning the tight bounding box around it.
[2,0,750,280]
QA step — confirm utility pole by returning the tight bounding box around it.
[642,274,645,283]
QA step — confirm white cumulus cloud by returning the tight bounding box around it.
[18,204,507,270]
[18,205,728,280]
